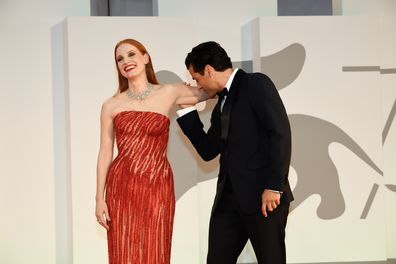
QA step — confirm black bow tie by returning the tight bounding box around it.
[216,88,228,100]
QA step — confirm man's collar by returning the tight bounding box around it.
[224,68,239,91]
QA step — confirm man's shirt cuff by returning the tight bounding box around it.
[177,106,197,117]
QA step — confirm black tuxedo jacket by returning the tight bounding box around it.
[177,69,293,214]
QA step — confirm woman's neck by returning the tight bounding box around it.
[127,78,149,93]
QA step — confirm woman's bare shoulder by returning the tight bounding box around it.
[152,83,176,97]
[101,94,122,114]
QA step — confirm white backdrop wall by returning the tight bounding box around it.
[157,0,277,60]
[157,0,396,262]
[376,1,396,259]
[1,0,396,264]
[253,15,385,262]
[0,0,89,263]
[55,15,396,263]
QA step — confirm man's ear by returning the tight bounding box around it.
[205,65,214,78]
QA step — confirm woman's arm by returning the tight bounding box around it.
[95,101,115,230]
[170,83,210,106]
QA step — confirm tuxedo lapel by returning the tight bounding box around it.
[220,69,244,141]
[210,99,222,138]
[220,95,232,141]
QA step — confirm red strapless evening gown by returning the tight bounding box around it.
[105,111,175,264]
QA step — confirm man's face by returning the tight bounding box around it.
[188,65,218,98]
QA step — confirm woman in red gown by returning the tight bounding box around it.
[95,39,208,264]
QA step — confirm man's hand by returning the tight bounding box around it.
[261,189,281,217]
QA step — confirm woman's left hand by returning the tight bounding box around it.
[96,199,111,230]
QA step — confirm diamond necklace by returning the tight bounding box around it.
[126,83,154,100]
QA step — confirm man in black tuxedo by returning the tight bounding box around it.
[177,41,293,264]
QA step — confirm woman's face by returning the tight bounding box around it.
[115,43,149,80]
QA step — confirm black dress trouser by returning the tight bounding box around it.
[207,177,290,264]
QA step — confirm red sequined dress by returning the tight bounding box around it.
[105,111,175,264]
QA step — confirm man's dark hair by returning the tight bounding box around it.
[185,41,233,75]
